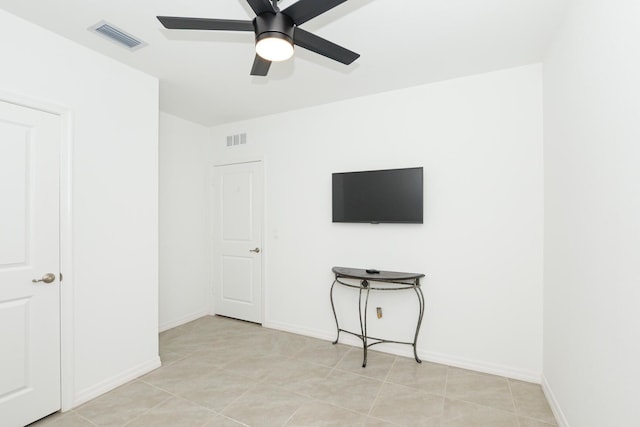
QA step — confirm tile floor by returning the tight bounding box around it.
[32,316,557,427]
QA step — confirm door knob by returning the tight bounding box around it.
[249,247,261,253]
[32,273,56,284]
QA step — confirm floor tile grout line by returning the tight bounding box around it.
[119,386,180,427]
[217,414,252,427]
[439,364,451,423]
[445,366,532,415]
[507,377,523,427]
[74,380,172,426]
[506,380,558,426]
[280,406,301,427]
[72,411,99,427]
[197,411,224,427]
[444,364,451,400]
[448,396,524,416]
[213,378,263,417]
[142,372,247,415]
[331,366,388,382]
[327,345,353,376]
[366,355,398,416]
[264,375,389,421]
[288,349,348,373]
[382,355,398,383]
[137,378,230,414]
[517,415,558,426]
[159,351,192,367]
[366,413,406,426]
[375,378,446,399]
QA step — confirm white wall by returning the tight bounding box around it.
[159,112,210,331]
[543,0,640,425]
[209,64,544,380]
[0,10,159,406]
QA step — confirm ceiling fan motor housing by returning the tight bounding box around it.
[254,13,294,45]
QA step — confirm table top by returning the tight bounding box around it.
[332,266,425,281]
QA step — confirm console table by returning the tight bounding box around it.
[330,266,425,367]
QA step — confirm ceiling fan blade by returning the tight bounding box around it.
[250,54,272,76]
[282,0,348,26]
[294,28,359,65]
[246,0,275,16]
[157,16,254,31]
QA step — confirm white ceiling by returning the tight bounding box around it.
[0,0,567,126]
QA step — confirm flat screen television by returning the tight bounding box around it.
[332,167,423,224]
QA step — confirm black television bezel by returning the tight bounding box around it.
[332,166,424,224]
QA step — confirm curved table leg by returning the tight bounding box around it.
[330,278,340,344]
[360,280,371,367]
[412,283,425,363]
[358,285,366,366]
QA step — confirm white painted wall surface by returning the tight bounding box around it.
[209,65,544,380]
[543,1,640,425]
[0,10,159,406]
[159,112,210,331]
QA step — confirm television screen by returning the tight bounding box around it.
[332,167,423,224]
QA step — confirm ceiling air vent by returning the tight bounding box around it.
[89,21,147,51]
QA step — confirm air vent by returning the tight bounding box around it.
[89,21,147,51]
[226,133,247,148]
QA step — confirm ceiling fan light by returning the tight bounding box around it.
[256,32,294,62]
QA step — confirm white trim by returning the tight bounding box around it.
[73,356,161,407]
[58,110,74,412]
[206,165,215,316]
[212,155,263,167]
[260,156,268,325]
[541,374,570,427]
[0,91,75,412]
[418,349,540,383]
[262,320,338,343]
[159,309,209,332]
[0,91,71,117]
[263,319,541,383]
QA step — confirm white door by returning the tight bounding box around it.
[212,161,263,323]
[0,100,61,427]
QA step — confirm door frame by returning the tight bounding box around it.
[209,157,266,323]
[0,90,75,412]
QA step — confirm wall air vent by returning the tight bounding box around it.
[89,21,147,51]
[226,133,247,148]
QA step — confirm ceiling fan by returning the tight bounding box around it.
[157,0,360,76]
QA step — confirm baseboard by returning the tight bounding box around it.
[159,309,209,332]
[262,320,341,342]
[72,356,161,408]
[419,349,540,383]
[263,319,540,383]
[541,374,570,427]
